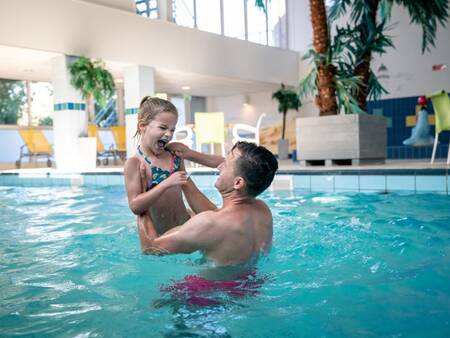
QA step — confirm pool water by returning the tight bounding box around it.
[1,186,449,337]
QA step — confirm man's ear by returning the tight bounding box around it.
[233,176,246,191]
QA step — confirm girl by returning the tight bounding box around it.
[124,96,191,235]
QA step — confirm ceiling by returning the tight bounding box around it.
[0,45,279,97]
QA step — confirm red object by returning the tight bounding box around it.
[417,96,428,106]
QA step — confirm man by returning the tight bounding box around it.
[137,141,278,266]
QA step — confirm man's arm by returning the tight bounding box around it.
[137,211,217,255]
[167,142,224,168]
[179,159,217,213]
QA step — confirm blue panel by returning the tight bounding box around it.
[386,175,415,191]
[360,175,385,191]
[334,175,359,190]
[416,176,446,192]
[293,175,310,190]
[311,175,334,191]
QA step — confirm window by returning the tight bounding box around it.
[247,0,267,45]
[173,0,196,28]
[196,0,221,34]
[267,0,287,48]
[224,0,246,40]
[135,0,158,19]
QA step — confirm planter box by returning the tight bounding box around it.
[296,114,387,165]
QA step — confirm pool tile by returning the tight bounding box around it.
[83,175,97,186]
[360,175,386,192]
[311,175,334,191]
[95,175,109,186]
[334,175,359,190]
[108,175,124,186]
[271,175,293,191]
[293,175,310,190]
[190,175,211,189]
[415,175,446,193]
[386,175,415,191]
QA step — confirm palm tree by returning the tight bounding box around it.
[309,0,339,115]
[69,56,115,126]
[272,83,301,140]
[329,0,449,110]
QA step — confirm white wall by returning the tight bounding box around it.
[370,5,450,98]
[206,91,301,128]
[0,0,298,87]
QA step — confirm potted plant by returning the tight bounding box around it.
[68,56,115,135]
[272,83,301,160]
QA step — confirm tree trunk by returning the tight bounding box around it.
[310,0,338,116]
[87,94,96,124]
[282,110,287,139]
[354,0,380,111]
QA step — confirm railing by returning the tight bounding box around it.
[95,99,117,127]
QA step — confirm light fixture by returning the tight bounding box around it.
[243,95,250,106]
[115,78,123,83]
[24,69,33,73]
[181,86,191,91]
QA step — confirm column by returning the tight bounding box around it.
[116,82,125,126]
[158,0,173,21]
[124,65,155,158]
[51,55,96,172]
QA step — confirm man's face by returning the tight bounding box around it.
[214,148,241,192]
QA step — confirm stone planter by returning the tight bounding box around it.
[296,114,387,166]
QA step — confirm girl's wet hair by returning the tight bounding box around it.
[134,96,178,138]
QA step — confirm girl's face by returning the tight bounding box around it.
[139,112,178,155]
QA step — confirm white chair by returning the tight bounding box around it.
[232,113,266,146]
[174,125,194,149]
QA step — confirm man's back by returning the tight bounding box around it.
[200,199,273,266]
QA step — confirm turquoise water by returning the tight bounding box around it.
[1,186,449,337]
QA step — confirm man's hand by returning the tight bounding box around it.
[166,142,191,159]
[139,161,148,193]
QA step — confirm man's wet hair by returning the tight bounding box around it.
[232,141,278,197]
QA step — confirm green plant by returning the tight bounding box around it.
[38,116,53,126]
[329,0,449,110]
[0,79,25,124]
[272,83,301,139]
[68,56,115,124]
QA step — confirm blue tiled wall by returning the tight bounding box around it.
[367,94,450,159]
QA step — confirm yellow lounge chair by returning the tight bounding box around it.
[194,112,226,156]
[16,129,53,168]
[427,90,450,164]
[110,126,127,162]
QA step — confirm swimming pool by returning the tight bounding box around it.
[1,186,449,337]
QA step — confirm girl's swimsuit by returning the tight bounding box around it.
[137,145,181,190]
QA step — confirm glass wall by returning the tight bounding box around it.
[223,0,246,40]
[136,0,288,49]
[196,0,221,35]
[135,0,158,19]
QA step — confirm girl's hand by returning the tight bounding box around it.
[164,171,189,188]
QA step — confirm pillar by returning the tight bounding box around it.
[124,65,155,158]
[51,55,96,172]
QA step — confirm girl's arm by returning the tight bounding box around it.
[124,157,188,215]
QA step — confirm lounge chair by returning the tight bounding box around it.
[194,112,226,156]
[88,125,117,165]
[110,126,127,163]
[16,129,53,168]
[427,90,450,164]
[174,125,194,148]
[232,113,266,146]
